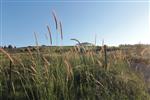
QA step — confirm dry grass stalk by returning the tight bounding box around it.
[140,48,148,56]
[70,38,81,45]
[64,59,73,81]
[70,48,74,53]
[59,21,63,40]
[52,10,58,30]
[47,25,53,45]
[34,32,41,56]
[73,46,78,53]
[97,60,102,66]
[42,56,50,66]
[11,56,22,66]
[26,48,37,68]
[71,38,86,53]
[12,55,26,70]
[0,48,14,64]
[27,48,34,60]
[31,65,37,74]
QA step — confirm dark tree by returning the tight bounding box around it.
[8,45,13,49]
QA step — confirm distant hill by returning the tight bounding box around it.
[76,42,95,46]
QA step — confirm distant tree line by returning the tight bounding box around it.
[1,45,16,49]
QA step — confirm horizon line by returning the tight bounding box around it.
[1,43,150,48]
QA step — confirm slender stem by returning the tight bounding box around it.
[104,45,107,69]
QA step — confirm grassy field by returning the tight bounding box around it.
[1,9,150,100]
[0,45,150,100]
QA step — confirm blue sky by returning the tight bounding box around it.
[0,0,150,47]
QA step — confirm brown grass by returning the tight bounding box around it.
[0,48,14,64]
[64,58,73,81]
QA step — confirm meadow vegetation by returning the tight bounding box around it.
[0,11,150,100]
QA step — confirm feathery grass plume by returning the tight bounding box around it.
[64,59,73,81]
[27,48,34,60]
[31,65,37,74]
[0,48,14,64]
[12,55,26,70]
[42,56,50,66]
[59,21,63,40]
[70,38,81,45]
[71,38,82,53]
[26,48,37,69]
[97,60,102,66]
[70,38,85,53]
[140,48,148,56]
[34,32,41,57]
[73,46,78,53]
[52,10,58,30]
[47,25,53,45]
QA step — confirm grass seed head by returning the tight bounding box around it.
[0,48,14,64]
[52,10,58,30]
[59,21,63,40]
[47,25,53,45]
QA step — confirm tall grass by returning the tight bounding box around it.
[0,10,150,100]
[1,47,150,100]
